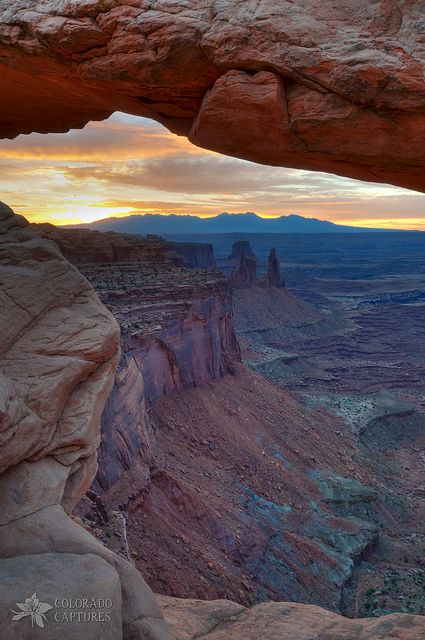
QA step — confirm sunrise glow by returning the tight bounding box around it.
[1,113,424,230]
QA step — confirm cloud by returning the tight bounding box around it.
[60,156,309,194]
[0,113,199,161]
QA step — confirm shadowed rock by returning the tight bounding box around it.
[228,241,257,289]
[227,241,257,262]
[229,254,257,289]
[265,248,284,288]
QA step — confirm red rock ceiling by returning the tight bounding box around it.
[0,1,424,190]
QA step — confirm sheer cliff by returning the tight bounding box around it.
[49,244,241,497]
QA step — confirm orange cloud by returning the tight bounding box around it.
[0,114,203,162]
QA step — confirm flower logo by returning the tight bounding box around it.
[11,593,53,628]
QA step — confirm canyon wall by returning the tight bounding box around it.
[39,223,208,267]
[53,247,242,498]
[0,1,425,190]
[173,243,216,270]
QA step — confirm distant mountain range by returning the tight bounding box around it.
[66,212,400,235]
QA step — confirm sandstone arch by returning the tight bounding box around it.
[0,1,424,191]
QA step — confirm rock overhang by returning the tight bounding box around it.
[0,0,424,191]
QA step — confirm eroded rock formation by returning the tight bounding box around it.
[227,240,257,289]
[265,248,284,288]
[173,243,216,270]
[228,242,284,289]
[229,254,257,289]
[36,225,238,502]
[0,1,425,190]
[0,204,172,639]
[39,224,183,266]
[40,224,216,270]
[227,241,257,262]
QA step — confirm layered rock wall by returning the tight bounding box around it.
[39,224,184,266]
[173,243,216,270]
[76,260,240,496]
[35,226,238,497]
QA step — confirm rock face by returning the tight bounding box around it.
[229,254,257,289]
[228,240,257,289]
[265,248,284,288]
[0,205,119,507]
[39,224,184,266]
[174,243,216,270]
[227,241,257,262]
[40,224,216,270]
[1,2,425,191]
[0,553,123,640]
[0,204,172,639]
[72,258,240,497]
[228,242,284,289]
[160,596,425,640]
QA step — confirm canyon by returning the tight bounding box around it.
[1,2,425,638]
[0,2,425,191]
[1,205,425,639]
[35,226,425,624]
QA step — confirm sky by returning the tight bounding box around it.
[1,112,424,229]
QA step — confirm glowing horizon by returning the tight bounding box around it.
[1,112,424,230]
[55,209,425,231]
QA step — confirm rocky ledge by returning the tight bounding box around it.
[160,595,425,640]
[39,224,216,270]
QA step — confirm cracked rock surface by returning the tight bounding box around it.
[0,1,424,190]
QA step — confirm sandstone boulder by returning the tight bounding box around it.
[0,203,120,514]
[0,505,173,639]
